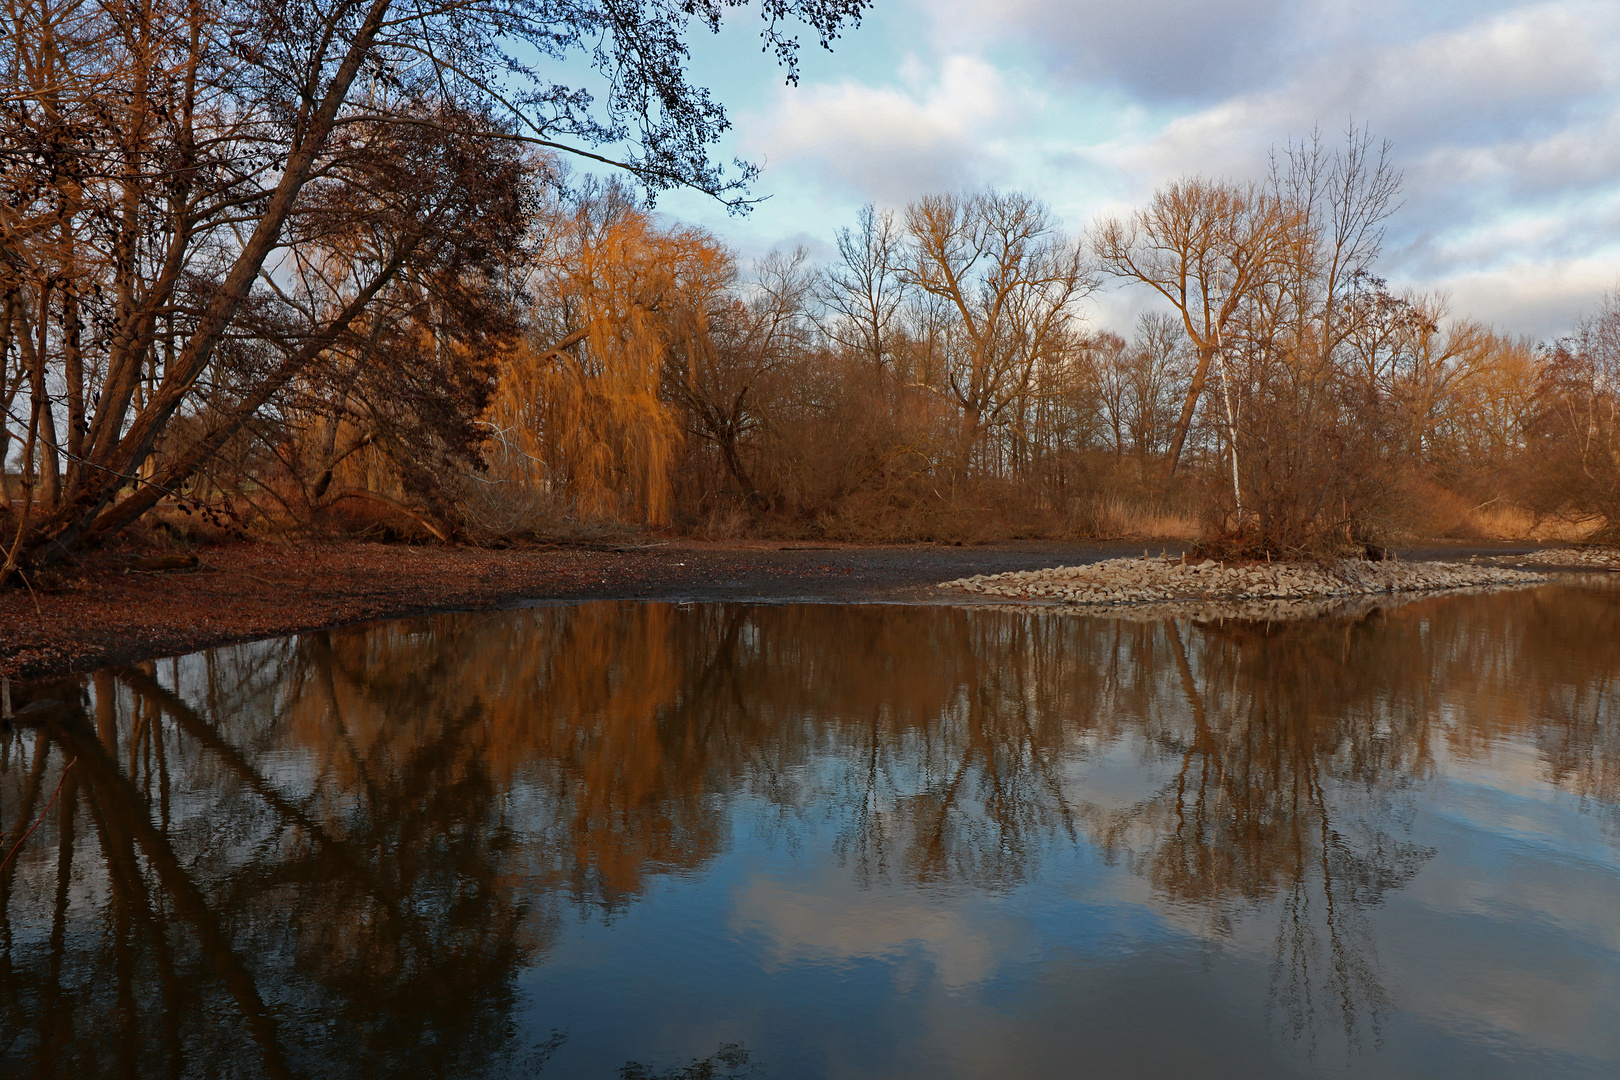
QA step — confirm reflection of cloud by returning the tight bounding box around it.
[729,871,1018,989]
[1389,775,1620,1063]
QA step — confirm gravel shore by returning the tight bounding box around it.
[939,554,1550,608]
[1490,547,1620,568]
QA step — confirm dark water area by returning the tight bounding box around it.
[4,581,1620,1079]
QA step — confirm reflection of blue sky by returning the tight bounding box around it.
[626,1,1620,338]
[1381,768,1620,1073]
[517,725,1620,1079]
[25,600,1620,1078]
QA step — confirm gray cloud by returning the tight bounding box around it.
[1086,2,1620,331]
[1024,0,1301,103]
[720,1,1620,336]
[924,0,1542,104]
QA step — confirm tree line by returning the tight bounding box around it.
[2,0,1616,575]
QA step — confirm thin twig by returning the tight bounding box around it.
[13,568,41,615]
[0,756,77,874]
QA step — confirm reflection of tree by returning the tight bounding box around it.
[1072,580,1620,1052]
[1511,585,1620,823]
[1,653,537,1079]
[2,678,296,1079]
[818,611,1094,892]
[3,581,1619,1076]
[0,604,768,1078]
[1136,620,1429,1054]
[739,589,1620,1053]
[783,604,1434,1051]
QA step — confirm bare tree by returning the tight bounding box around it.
[902,191,1096,487]
[1530,289,1620,537]
[1094,178,1300,480]
[1092,312,1187,471]
[1095,128,1411,550]
[818,203,908,376]
[667,247,817,512]
[1269,125,1403,361]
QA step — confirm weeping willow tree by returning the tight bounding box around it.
[482,187,732,526]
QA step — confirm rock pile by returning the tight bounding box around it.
[939,554,1548,608]
[943,587,1523,625]
[1489,547,1620,569]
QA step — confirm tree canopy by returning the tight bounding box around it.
[0,0,868,573]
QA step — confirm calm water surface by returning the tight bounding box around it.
[4,582,1620,1078]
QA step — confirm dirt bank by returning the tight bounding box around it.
[0,537,1584,681]
[0,538,1175,679]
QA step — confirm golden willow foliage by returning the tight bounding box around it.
[484,193,731,525]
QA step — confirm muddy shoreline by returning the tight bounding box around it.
[0,537,1587,681]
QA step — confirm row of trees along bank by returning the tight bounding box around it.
[3,50,1617,572]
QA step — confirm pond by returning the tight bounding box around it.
[3,580,1620,1078]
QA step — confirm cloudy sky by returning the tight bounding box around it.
[644,0,1620,339]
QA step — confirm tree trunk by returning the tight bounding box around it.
[25,0,401,557]
[1165,344,1216,478]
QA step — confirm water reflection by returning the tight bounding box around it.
[3,580,1619,1078]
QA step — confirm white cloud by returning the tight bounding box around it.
[1421,257,1620,340]
[740,54,1027,204]
[692,1,1620,336]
